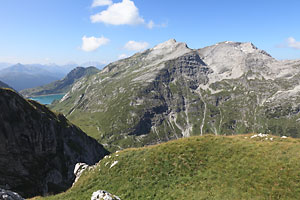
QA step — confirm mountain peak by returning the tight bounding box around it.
[203,41,272,58]
[153,39,188,50]
[146,39,191,62]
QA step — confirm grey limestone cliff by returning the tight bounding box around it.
[52,39,300,151]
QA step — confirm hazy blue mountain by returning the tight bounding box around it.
[0,63,77,91]
[20,66,100,97]
[0,62,13,70]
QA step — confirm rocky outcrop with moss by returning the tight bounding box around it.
[0,88,109,198]
[52,39,300,151]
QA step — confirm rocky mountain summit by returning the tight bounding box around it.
[0,88,109,198]
[52,39,300,151]
[20,66,100,97]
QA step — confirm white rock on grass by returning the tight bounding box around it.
[281,136,288,138]
[91,190,121,200]
[251,133,268,139]
[73,163,89,185]
[110,161,119,169]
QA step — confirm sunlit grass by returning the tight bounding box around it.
[32,134,300,200]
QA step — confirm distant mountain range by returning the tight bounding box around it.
[20,66,100,97]
[0,62,105,91]
[0,62,12,70]
[0,63,67,91]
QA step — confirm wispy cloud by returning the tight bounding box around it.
[81,36,110,52]
[118,54,128,59]
[91,0,113,7]
[146,20,167,29]
[277,37,300,50]
[287,37,300,49]
[147,20,154,29]
[124,41,149,51]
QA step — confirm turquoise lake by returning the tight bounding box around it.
[29,94,65,105]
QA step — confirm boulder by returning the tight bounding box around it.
[73,163,89,184]
[0,189,24,200]
[91,190,121,200]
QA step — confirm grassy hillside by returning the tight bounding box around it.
[32,134,300,200]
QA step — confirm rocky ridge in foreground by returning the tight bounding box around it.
[0,88,109,198]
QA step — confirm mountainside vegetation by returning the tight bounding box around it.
[20,66,100,97]
[51,39,300,151]
[33,134,300,200]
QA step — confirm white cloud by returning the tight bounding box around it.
[287,37,300,49]
[147,20,154,29]
[118,54,128,59]
[146,20,168,29]
[124,40,149,51]
[81,36,110,52]
[92,0,112,7]
[90,0,145,25]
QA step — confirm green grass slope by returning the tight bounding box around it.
[33,134,300,200]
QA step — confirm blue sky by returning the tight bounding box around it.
[1,0,300,65]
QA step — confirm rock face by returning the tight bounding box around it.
[20,66,100,97]
[0,189,24,200]
[0,88,109,198]
[52,39,300,151]
[91,190,121,200]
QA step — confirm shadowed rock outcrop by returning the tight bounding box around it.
[0,88,109,198]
